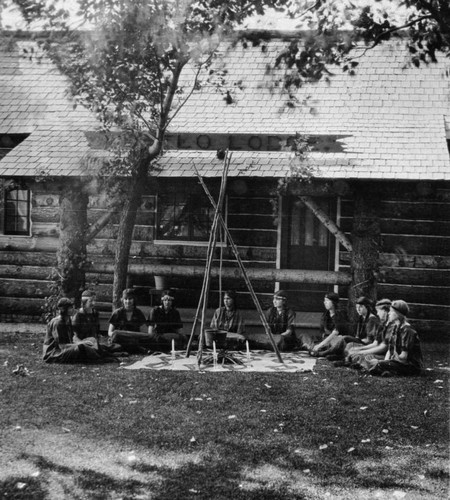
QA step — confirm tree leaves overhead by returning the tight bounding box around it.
[275,0,450,88]
[26,0,290,135]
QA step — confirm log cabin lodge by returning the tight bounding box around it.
[0,31,449,339]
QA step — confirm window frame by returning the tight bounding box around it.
[3,187,31,236]
[154,188,226,246]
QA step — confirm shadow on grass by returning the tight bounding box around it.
[75,461,309,500]
[4,443,441,500]
[0,477,46,500]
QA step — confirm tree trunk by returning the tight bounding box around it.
[349,185,381,322]
[57,182,89,306]
[111,154,149,309]
[110,62,185,310]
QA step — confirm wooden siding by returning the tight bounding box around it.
[339,182,450,338]
[0,178,449,339]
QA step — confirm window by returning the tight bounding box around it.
[156,190,218,242]
[290,199,329,247]
[4,188,31,235]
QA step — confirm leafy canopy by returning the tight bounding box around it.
[275,0,450,86]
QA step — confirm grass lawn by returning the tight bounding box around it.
[0,327,449,500]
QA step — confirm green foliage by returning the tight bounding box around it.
[270,133,315,223]
[276,0,450,88]
[41,267,63,323]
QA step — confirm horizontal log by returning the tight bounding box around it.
[407,304,450,321]
[0,236,58,252]
[340,252,450,269]
[342,235,450,258]
[342,200,450,221]
[0,251,56,266]
[130,275,278,293]
[96,224,155,241]
[0,265,53,280]
[339,265,450,286]
[381,235,450,256]
[91,263,352,285]
[340,284,450,306]
[0,296,45,317]
[408,319,450,338]
[31,222,59,237]
[0,278,52,298]
[87,238,277,261]
[340,217,450,236]
[378,268,450,287]
[32,207,60,224]
[0,278,114,301]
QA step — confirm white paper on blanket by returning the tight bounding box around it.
[122,351,316,373]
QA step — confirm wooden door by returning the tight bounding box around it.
[282,197,336,311]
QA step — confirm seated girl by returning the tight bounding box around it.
[210,290,246,350]
[108,289,151,353]
[368,300,423,377]
[309,292,349,357]
[148,289,187,350]
[345,298,392,369]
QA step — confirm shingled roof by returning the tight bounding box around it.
[0,40,98,177]
[0,34,449,180]
[160,35,450,180]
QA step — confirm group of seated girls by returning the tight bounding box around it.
[42,287,423,377]
[301,292,423,377]
[43,288,188,364]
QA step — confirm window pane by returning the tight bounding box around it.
[304,209,315,246]
[290,201,301,246]
[4,189,30,235]
[157,191,217,241]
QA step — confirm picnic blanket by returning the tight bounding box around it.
[122,350,316,373]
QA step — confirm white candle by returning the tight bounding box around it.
[246,340,250,360]
[171,339,175,354]
[212,340,218,370]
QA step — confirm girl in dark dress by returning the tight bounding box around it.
[108,289,150,353]
[210,290,246,350]
[43,298,100,363]
[309,292,349,357]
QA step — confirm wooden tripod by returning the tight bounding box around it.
[185,151,284,365]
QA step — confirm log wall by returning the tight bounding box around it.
[338,181,450,339]
[0,178,449,339]
[0,178,281,322]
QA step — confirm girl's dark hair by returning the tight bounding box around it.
[325,292,340,304]
[356,296,376,315]
[56,297,73,314]
[376,298,392,313]
[122,289,135,300]
[224,290,237,308]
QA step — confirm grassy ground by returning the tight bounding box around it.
[0,328,449,500]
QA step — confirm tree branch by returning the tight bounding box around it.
[352,14,435,60]
[164,52,214,132]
